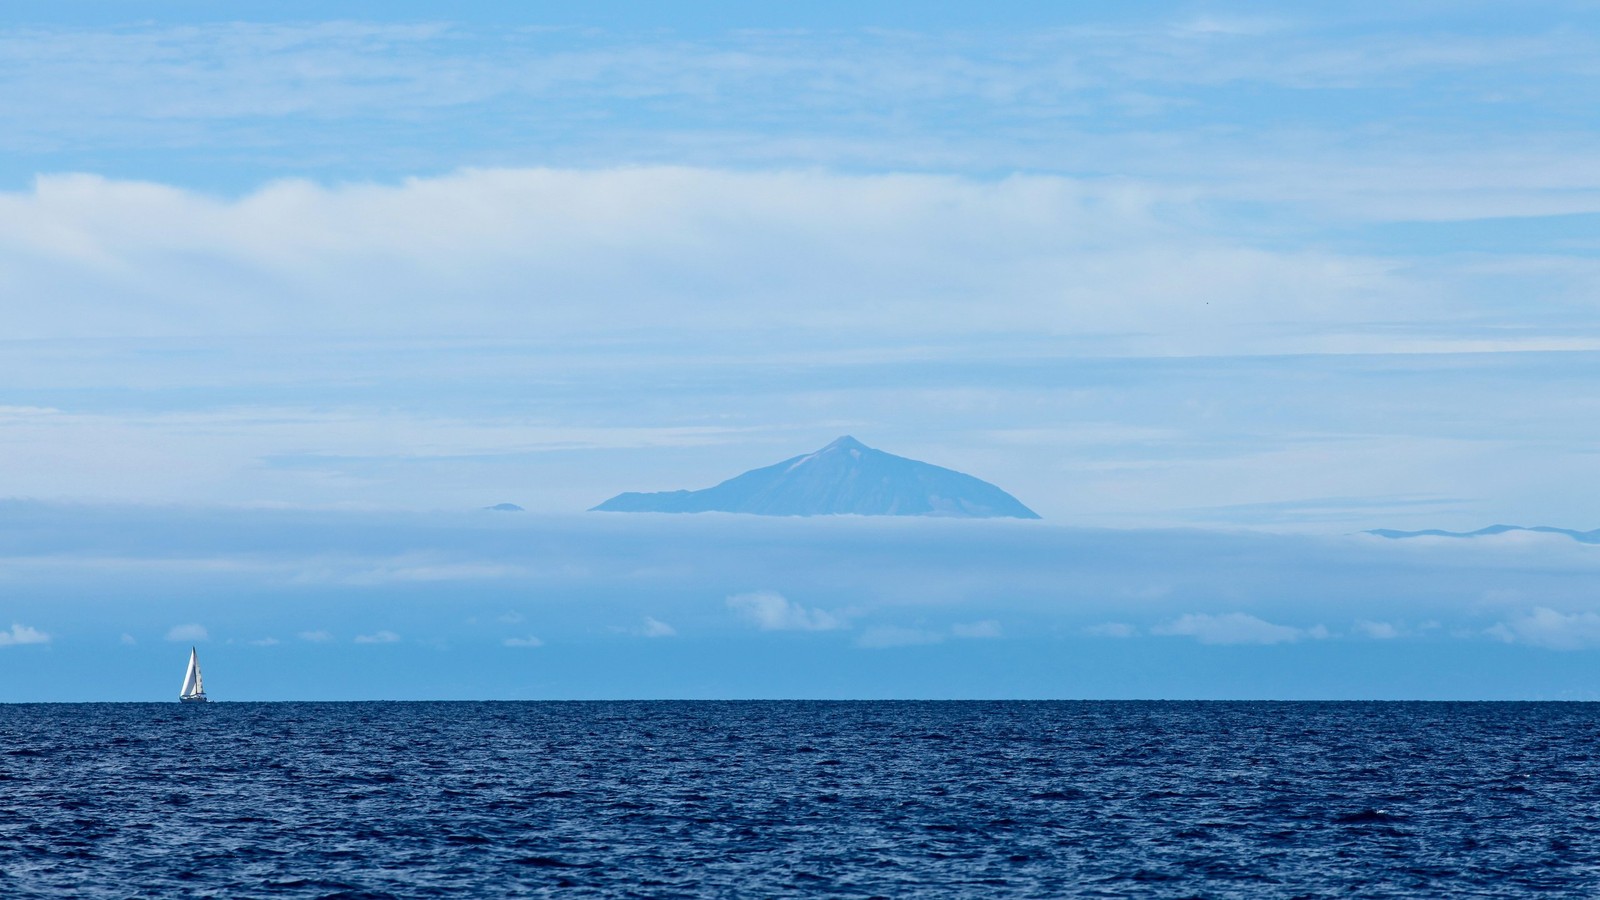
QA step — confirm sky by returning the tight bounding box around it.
[2,2,1600,699]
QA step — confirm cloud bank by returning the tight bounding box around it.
[0,168,1413,353]
[3,505,1600,699]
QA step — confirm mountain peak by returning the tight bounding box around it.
[821,435,867,452]
[591,438,1039,519]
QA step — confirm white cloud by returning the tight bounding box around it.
[248,637,280,646]
[119,632,136,645]
[165,623,208,642]
[727,591,844,632]
[951,620,1002,639]
[0,623,50,647]
[1085,622,1137,638]
[1486,608,1600,651]
[298,629,333,642]
[353,629,400,644]
[0,168,1414,353]
[1355,620,1401,640]
[1152,612,1321,646]
[639,616,677,638]
[856,626,944,649]
[503,635,544,648]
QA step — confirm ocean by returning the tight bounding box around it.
[1,701,1596,897]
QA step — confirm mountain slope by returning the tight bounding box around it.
[591,436,1040,519]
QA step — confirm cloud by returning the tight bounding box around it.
[328,561,528,585]
[353,629,400,644]
[503,635,544,648]
[248,637,280,646]
[639,616,677,638]
[728,591,844,632]
[1085,622,1137,638]
[165,623,208,642]
[1152,612,1322,646]
[1355,620,1401,640]
[0,168,1414,353]
[119,632,136,645]
[951,620,1002,639]
[298,630,334,642]
[1486,608,1600,651]
[0,624,50,647]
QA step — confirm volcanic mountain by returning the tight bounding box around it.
[591,436,1039,519]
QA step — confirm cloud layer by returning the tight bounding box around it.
[3,505,1600,699]
[0,168,1415,353]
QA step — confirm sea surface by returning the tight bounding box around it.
[1,701,1597,898]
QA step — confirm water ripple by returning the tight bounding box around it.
[0,701,1597,897]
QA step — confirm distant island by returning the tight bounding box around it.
[1368,524,1600,544]
[591,435,1040,519]
[484,503,524,512]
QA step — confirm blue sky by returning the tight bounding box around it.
[3,2,1600,698]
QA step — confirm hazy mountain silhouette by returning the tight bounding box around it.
[1367,524,1600,544]
[592,436,1040,519]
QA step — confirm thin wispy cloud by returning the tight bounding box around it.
[6,17,1597,194]
[165,623,208,642]
[298,630,334,643]
[639,617,677,638]
[353,630,400,644]
[1153,613,1327,646]
[503,635,544,648]
[951,620,1002,639]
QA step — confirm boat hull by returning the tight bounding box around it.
[179,695,208,703]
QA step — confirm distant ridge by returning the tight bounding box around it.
[1368,524,1600,544]
[592,436,1040,519]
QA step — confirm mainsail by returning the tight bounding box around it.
[179,647,206,701]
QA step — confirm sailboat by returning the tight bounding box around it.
[179,646,208,703]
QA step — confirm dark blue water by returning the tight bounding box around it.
[2,702,1598,898]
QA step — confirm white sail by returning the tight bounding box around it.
[180,647,204,699]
